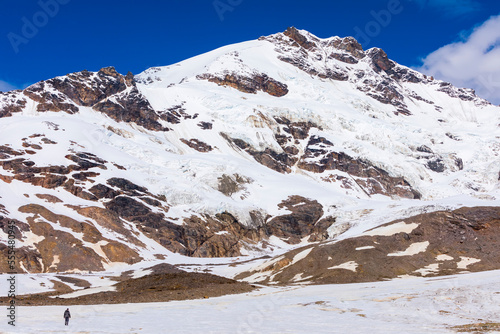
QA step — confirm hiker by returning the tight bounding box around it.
[64,308,71,326]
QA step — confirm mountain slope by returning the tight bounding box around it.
[0,27,499,275]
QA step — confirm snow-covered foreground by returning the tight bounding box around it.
[4,270,500,334]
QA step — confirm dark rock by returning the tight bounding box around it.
[72,171,99,181]
[198,73,288,97]
[446,132,461,141]
[416,145,433,154]
[107,177,147,194]
[63,179,98,200]
[65,154,106,170]
[426,159,446,173]
[298,136,420,199]
[180,138,213,152]
[329,53,359,64]
[198,121,213,130]
[454,157,464,170]
[238,207,500,284]
[222,134,296,174]
[93,86,167,131]
[0,92,27,118]
[105,196,165,227]
[283,27,316,50]
[160,104,192,124]
[48,67,127,107]
[24,82,79,114]
[89,184,120,199]
[265,196,334,244]
[368,48,395,73]
[217,174,251,196]
[330,36,365,59]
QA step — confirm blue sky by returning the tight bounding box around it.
[1,0,500,103]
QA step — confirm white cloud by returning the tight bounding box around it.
[0,80,18,92]
[411,0,481,18]
[417,14,500,105]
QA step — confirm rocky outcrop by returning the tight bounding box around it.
[265,196,335,244]
[328,36,365,59]
[24,82,79,114]
[221,122,420,199]
[17,204,142,271]
[198,121,213,130]
[237,207,500,284]
[160,103,197,124]
[21,66,132,115]
[368,48,395,73]
[48,67,129,106]
[94,189,333,258]
[7,269,255,306]
[93,85,167,131]
[0,67,169,131]
[298,136,420,199]
[0,148,109,198]
[197,73,288,97]
[217,174,251,197]
[283,26,317,50]
[222,133,296,174]
[261,28,490,114]
[0,92,27,117]
[180,138,213,152]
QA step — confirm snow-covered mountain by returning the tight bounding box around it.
[1,27,499,278]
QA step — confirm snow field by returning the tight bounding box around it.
[2,269,500,334]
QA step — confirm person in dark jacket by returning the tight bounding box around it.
[64,308,71,326]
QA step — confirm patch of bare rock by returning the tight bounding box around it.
[237,207,500,284]
[0,267,254,306]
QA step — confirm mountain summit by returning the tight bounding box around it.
[0,28,499,278]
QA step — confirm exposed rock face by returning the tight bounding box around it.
[180,138,213,152]
[160,103,196,124]
[16,204,142,272]
[223,134,296,174]
[223,123,420,199]
[283,26,317,50]
[23,82,79,114]
[368,48,394,73]
[49,67,128,107]
[0,91,27,117]
[298,136,420,199]
[261,27,490,114]
[265,196,335,244]
[0,128,339,270]
[197,73,288,97]
[0,67,166,131]
[8,269,255,306]
[93,86,168,131]
[217,174,251,197]
[105,194,333,258]
[269,27,350,81]
[198,121,213,130]
[238,207,500,284]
